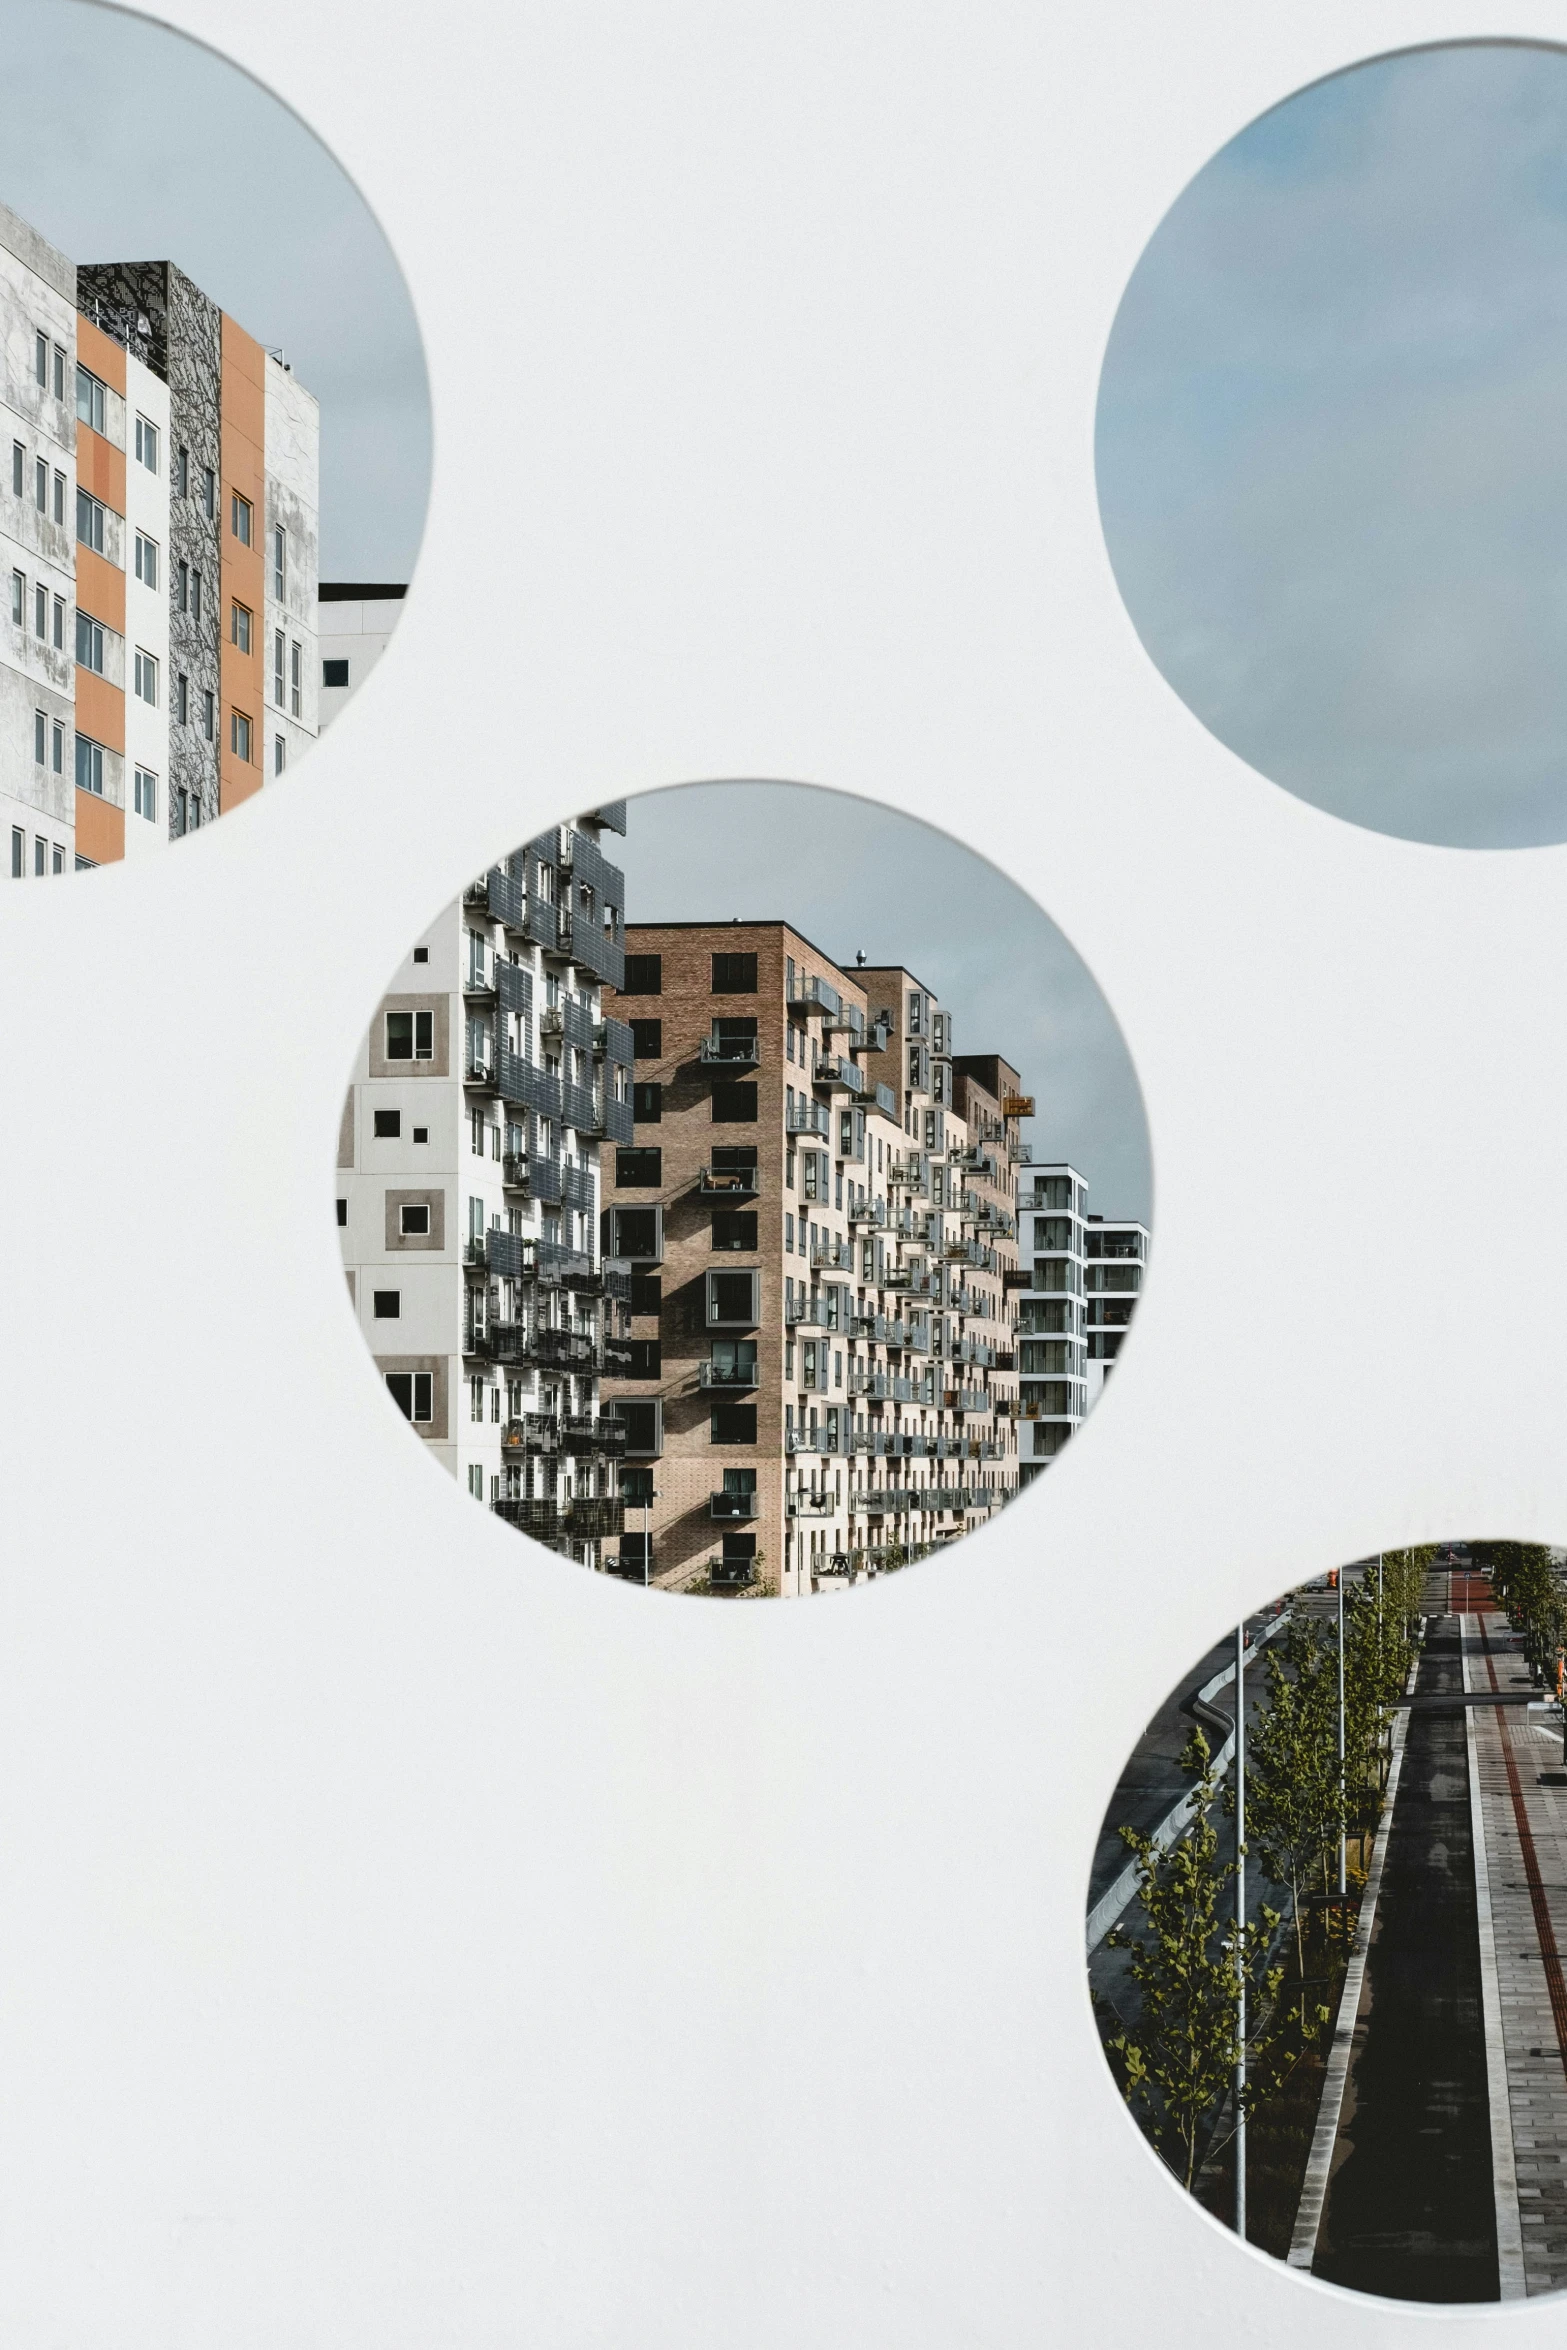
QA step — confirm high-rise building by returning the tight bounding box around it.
[1084,1213,1150,1405]
[1014,1162,1089,1482]
[337,810,635,1568]
[317,582,405,729]
[600,926,1027,1597]
[1,195,319,878]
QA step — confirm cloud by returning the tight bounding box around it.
[1097,42,1567,847]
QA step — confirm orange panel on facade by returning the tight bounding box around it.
[75,425,125,517]
[75,788,124,865]
[76,544,124,633]
[75,670,125,755]
[75,315,126,395]
[219,311,266,816]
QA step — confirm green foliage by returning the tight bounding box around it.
[1106,1729,1324,2192]
[1246,1619,1344,1979]
[1474,1542,1565,1683]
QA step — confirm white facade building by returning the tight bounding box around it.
[1084,1214,1150,1407]
[121,353,171,856]
[317,583,404,730]
[1015,1161,1089,1483]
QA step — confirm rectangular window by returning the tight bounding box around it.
[272,523,286,598]
[707,1269,760,1325]
[74,364,106,434]
[710,1403,758,1444]
[33,836,44,876]
[74,736,104,796]
[373,1292,402,1321]
[711,1082,758,1122]
[273,629,285,704]
[34,332,46,387]
[629,1018,662,1058]
[322,655,347,689]
[50,722,62,773]
[52,470,63,525]
[386,1371,432,1423]
[625,1340,662,1379]
[134,767,157,821]
[375,1110,402,1139]
[202,466,215,519]
[615,1146,663,1185]
[622,953,662,995]
[35,458,45,513]
[711,1210,758,1251]
[399,1204,430,1237]
[134,648,158,705]
[135,415,159,472]
[75,611,105,672]
[10,442,21,496]
[75,488,104,552]
[191,567,202,622]
[51,595,62,650]
[32,711,44,765]
[230,709,252,760]
[632,1081,662,1123]
[33,583,44,639]
[274,734,286,776]
[230,490,252,544]
[10,571,21,625]
[134,532,158,589]
[176,445,189,498]
[202,689,214,741]
[290,640,302,716]
[611,1205,662,1261]
[230,600,252,653]
[711,951,758,992]
[52,345,64,401]
[385,1010,435,1062]
[175,672,188,724]
[176,558,188,613]
[10,826,20,877]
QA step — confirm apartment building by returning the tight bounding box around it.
[2,197,318,878]
[600,927,1027,1597]
[1014,1161,1089,1482]
[1085,1214,1150,1405]
[338,809,635,1568]
[318,582,404,729]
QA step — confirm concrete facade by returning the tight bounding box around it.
[317,583,404,730]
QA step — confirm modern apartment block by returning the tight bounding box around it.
[1012,1175,1151,1484]
[2,193,318,877]
[318,582,405,729]
[337,808,635,1568]
[600,927,1028,1597]
[1084,1214,1150,1405]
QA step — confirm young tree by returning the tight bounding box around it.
[1245,1619,1344,2002]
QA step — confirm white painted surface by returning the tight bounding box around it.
[121,354,171,857]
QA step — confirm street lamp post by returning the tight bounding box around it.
[1234,1616,1247,2243]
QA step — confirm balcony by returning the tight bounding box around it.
[530,1326,598,1371]
[565,1495,625,1538]
[785,1294,829,1328]
[697,1164,759,1199]
[810,1238,855,1274]
[847,1197,886,1228]
[497,1048,561,1121]
[786,1098,830,1139]
[530,1241,593,1286]
[1001,1093,1035,1118]
[813,1054,865,1095]
[596,1014,634,1066]
[699,1361,760,1391]
[466,867,526,932]
[870,1081,899,1120]
[493,1496,561,1539]
[710,1490,759,1521]
[528,1155,563,1205]
[944,1386,990,1414]
[786,1429,828,1454]
[709,1558,756,1592]
[787,974,841,1019]
[700,1035,761,1070]
[464,1050,498,1092]
[562,1079,598,1134]
[560,1162,595,1213]
[462,962,496,1000]
[501,1412,558,1454]
[524,896,560,954]
[788,1491,837,1517]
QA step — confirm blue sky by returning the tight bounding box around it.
[620,781,1153,1223]
[1097,41,1567,849]
[0,0,429,580]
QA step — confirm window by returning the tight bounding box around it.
[176,445,189,498]
[336,1198,347,1227]
[469,1378,485,1425]
[231,708,253,762]
[274,735,286,776]
[274,629,285,704]
[413,947,429,964]
[321,657,348,688]
[230,490,252,544]
[135,415,159,472]
[176,558,188,614]
[230,600,252,653]
[373,1291,401,1319]
[191,568,203,622]
[75,612,105,672]
[290,641,302,715]
[175,673,188,724]
[711,951,758,992]
[51,596,62,650]
[52,471,63,525]
[374,1110,401,1139]
[625,1340,662,1379]
[32,711,44,765]
[202,689,214,741]
[33,583,44,638]
[52,345,64,400]
[711,1211,758,1251]
[272,523,286,598]
[386,1371,432,1423]
[629,1272,661,1317]
[34,458,45,512]
[707,1269,760,1326]
[711,1082,758,1122]
[10,827,20,877]
[611,1205,662,1261]
[33,836,44,876]
[10,443,20,496]
[386,1010,435,1062]
[75,365,106,433]
[202,466,215,519]
[622,953,662,995]
[711,1403,757,1444]
[413,1126,428,1144]
[174,786,188,835]
[50,722,62,774]
[34,332,45,387]
[75,488,104,552]
[610,1398,662,1457]
[75,737,104,796]
[632,1081,662,1123]
[134,532,158,589]
[133,768,157,822]
[629,1018,662,1058]
[399,1204,430,1237]
[10,571,20,625]
[134,649,158,706]
[615,1146,662,1186]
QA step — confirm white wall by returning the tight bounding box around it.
[120,353,170,857]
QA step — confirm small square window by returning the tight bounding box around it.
[373,1290,401,1319]
[374,1110,401,1139]
[711,1082,758,1123]
[322,657,349,688]
[622,954,662,995]
[412,1126,429,1144]
[616,1146,663,1186]
[399,1204,430,1237]
[412,947,429,964]
[711,952,758,992]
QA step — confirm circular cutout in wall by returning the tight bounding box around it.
[0,0,429,879]
[336,781,1152,1596]
[1089,1543,1567,2303]
[1098,42,1567,850]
